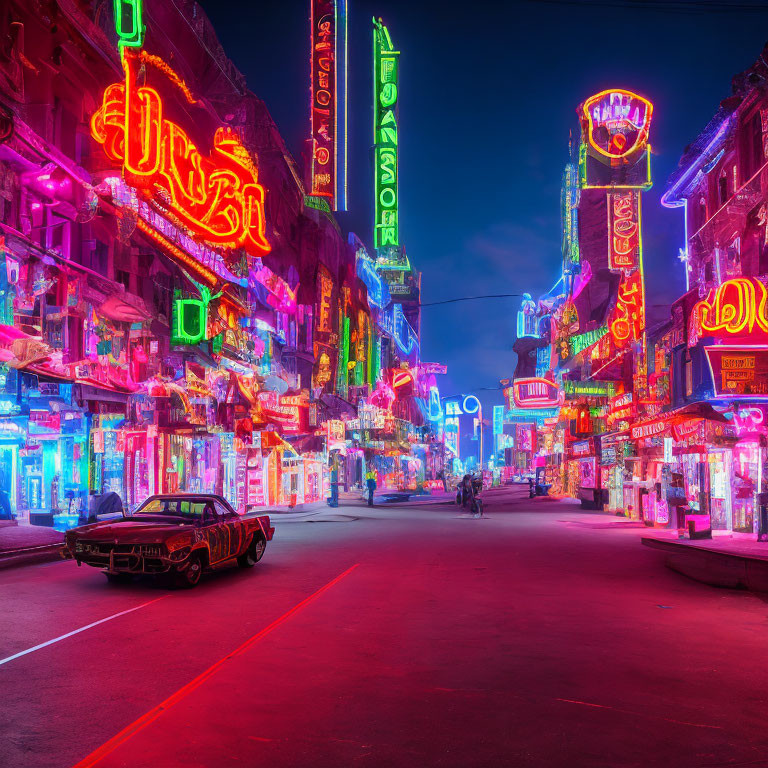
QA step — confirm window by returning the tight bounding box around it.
[718,170,729,207]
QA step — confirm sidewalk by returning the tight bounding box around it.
[641,529,768,592]
[0,523,64,570]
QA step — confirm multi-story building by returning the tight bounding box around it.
[0,0,436,525]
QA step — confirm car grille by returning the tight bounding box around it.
[75,541,168,573]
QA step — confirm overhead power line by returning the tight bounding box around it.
[419,293,522,307]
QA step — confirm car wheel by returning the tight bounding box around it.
[176,553,203,588]
[237,536,266,568]
[105,572,132,584]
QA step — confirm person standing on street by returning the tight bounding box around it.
[461,474,472,508]
[366,469,377,507]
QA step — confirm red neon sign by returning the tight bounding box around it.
[609,271,644,349]
[91,51,270,260]
[608,191,639,271]
[512,377,563,409]
[582,89,653,159]
[311,0,337,207]
[695,278,768,339]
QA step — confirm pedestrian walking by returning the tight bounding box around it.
[366,469,377,507]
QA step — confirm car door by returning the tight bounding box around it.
[214,500,242,559]
[202,504,228,564]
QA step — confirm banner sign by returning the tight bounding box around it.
[421,362,448,375]
[563,380,616,397]
[373,18,400,249]
[705,345,768,398]
[512,377,563,409]
[631,419,668,441]
[608,191,639,271]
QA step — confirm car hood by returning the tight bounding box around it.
[69,520,193,545]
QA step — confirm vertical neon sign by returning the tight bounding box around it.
[113,0,145,51]
[373,18,399,249]
[311,0,347,211]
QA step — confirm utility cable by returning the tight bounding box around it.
[419,293,522,307]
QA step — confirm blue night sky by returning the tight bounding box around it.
[202,0,768,418]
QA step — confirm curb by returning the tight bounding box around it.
[0,544,63,571]
[641,536,768,592]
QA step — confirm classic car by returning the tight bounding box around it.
[62,494,275,587]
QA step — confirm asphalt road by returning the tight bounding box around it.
[3,486,768,768]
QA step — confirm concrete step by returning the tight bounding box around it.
[641,536,768,592]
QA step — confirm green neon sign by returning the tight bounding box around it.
[336,315,350,397]
[171,282,221,346]
[569,327,608,356]
[373,18,399,250]
[113,0,145,51]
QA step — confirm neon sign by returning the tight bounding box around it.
[517,293,538,338]
[171,284,221,346]
[609,271,644,349]
[608,191,640,271]
[569,327,608,357]
[562,380,616,397]
[493,405,504,435]
[105,177,247,287]
[373,18,399,249]
[311,0,347,211]
[378,303,418,356]
[582,89,652,159]
[695,278,768,339]
[705,345,768,398]
[91,51,270,261]
[113,0,145,51]
[631,419,668,440]
[355,249,390,309]
[561,162,580,273]
[462,395,481,414]
[512,378,563,409]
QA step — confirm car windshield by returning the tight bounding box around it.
[130,499,209,522]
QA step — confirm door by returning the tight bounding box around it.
[215,500,242,558]
[202,505,228,563]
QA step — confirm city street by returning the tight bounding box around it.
[3,487,768,768]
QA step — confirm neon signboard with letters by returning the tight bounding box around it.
[373,18,399,249]
[705,346,768,399]
[512,378,564,409]
[91,51,270,268]
[311,0,347,211]
[582,89,652,159]
[608,191,640,271]
[609,271,644,349]
[695,278,768,340]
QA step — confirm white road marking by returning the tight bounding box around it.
[0,595,168,667]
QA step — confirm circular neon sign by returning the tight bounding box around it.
[462,395,481,414]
